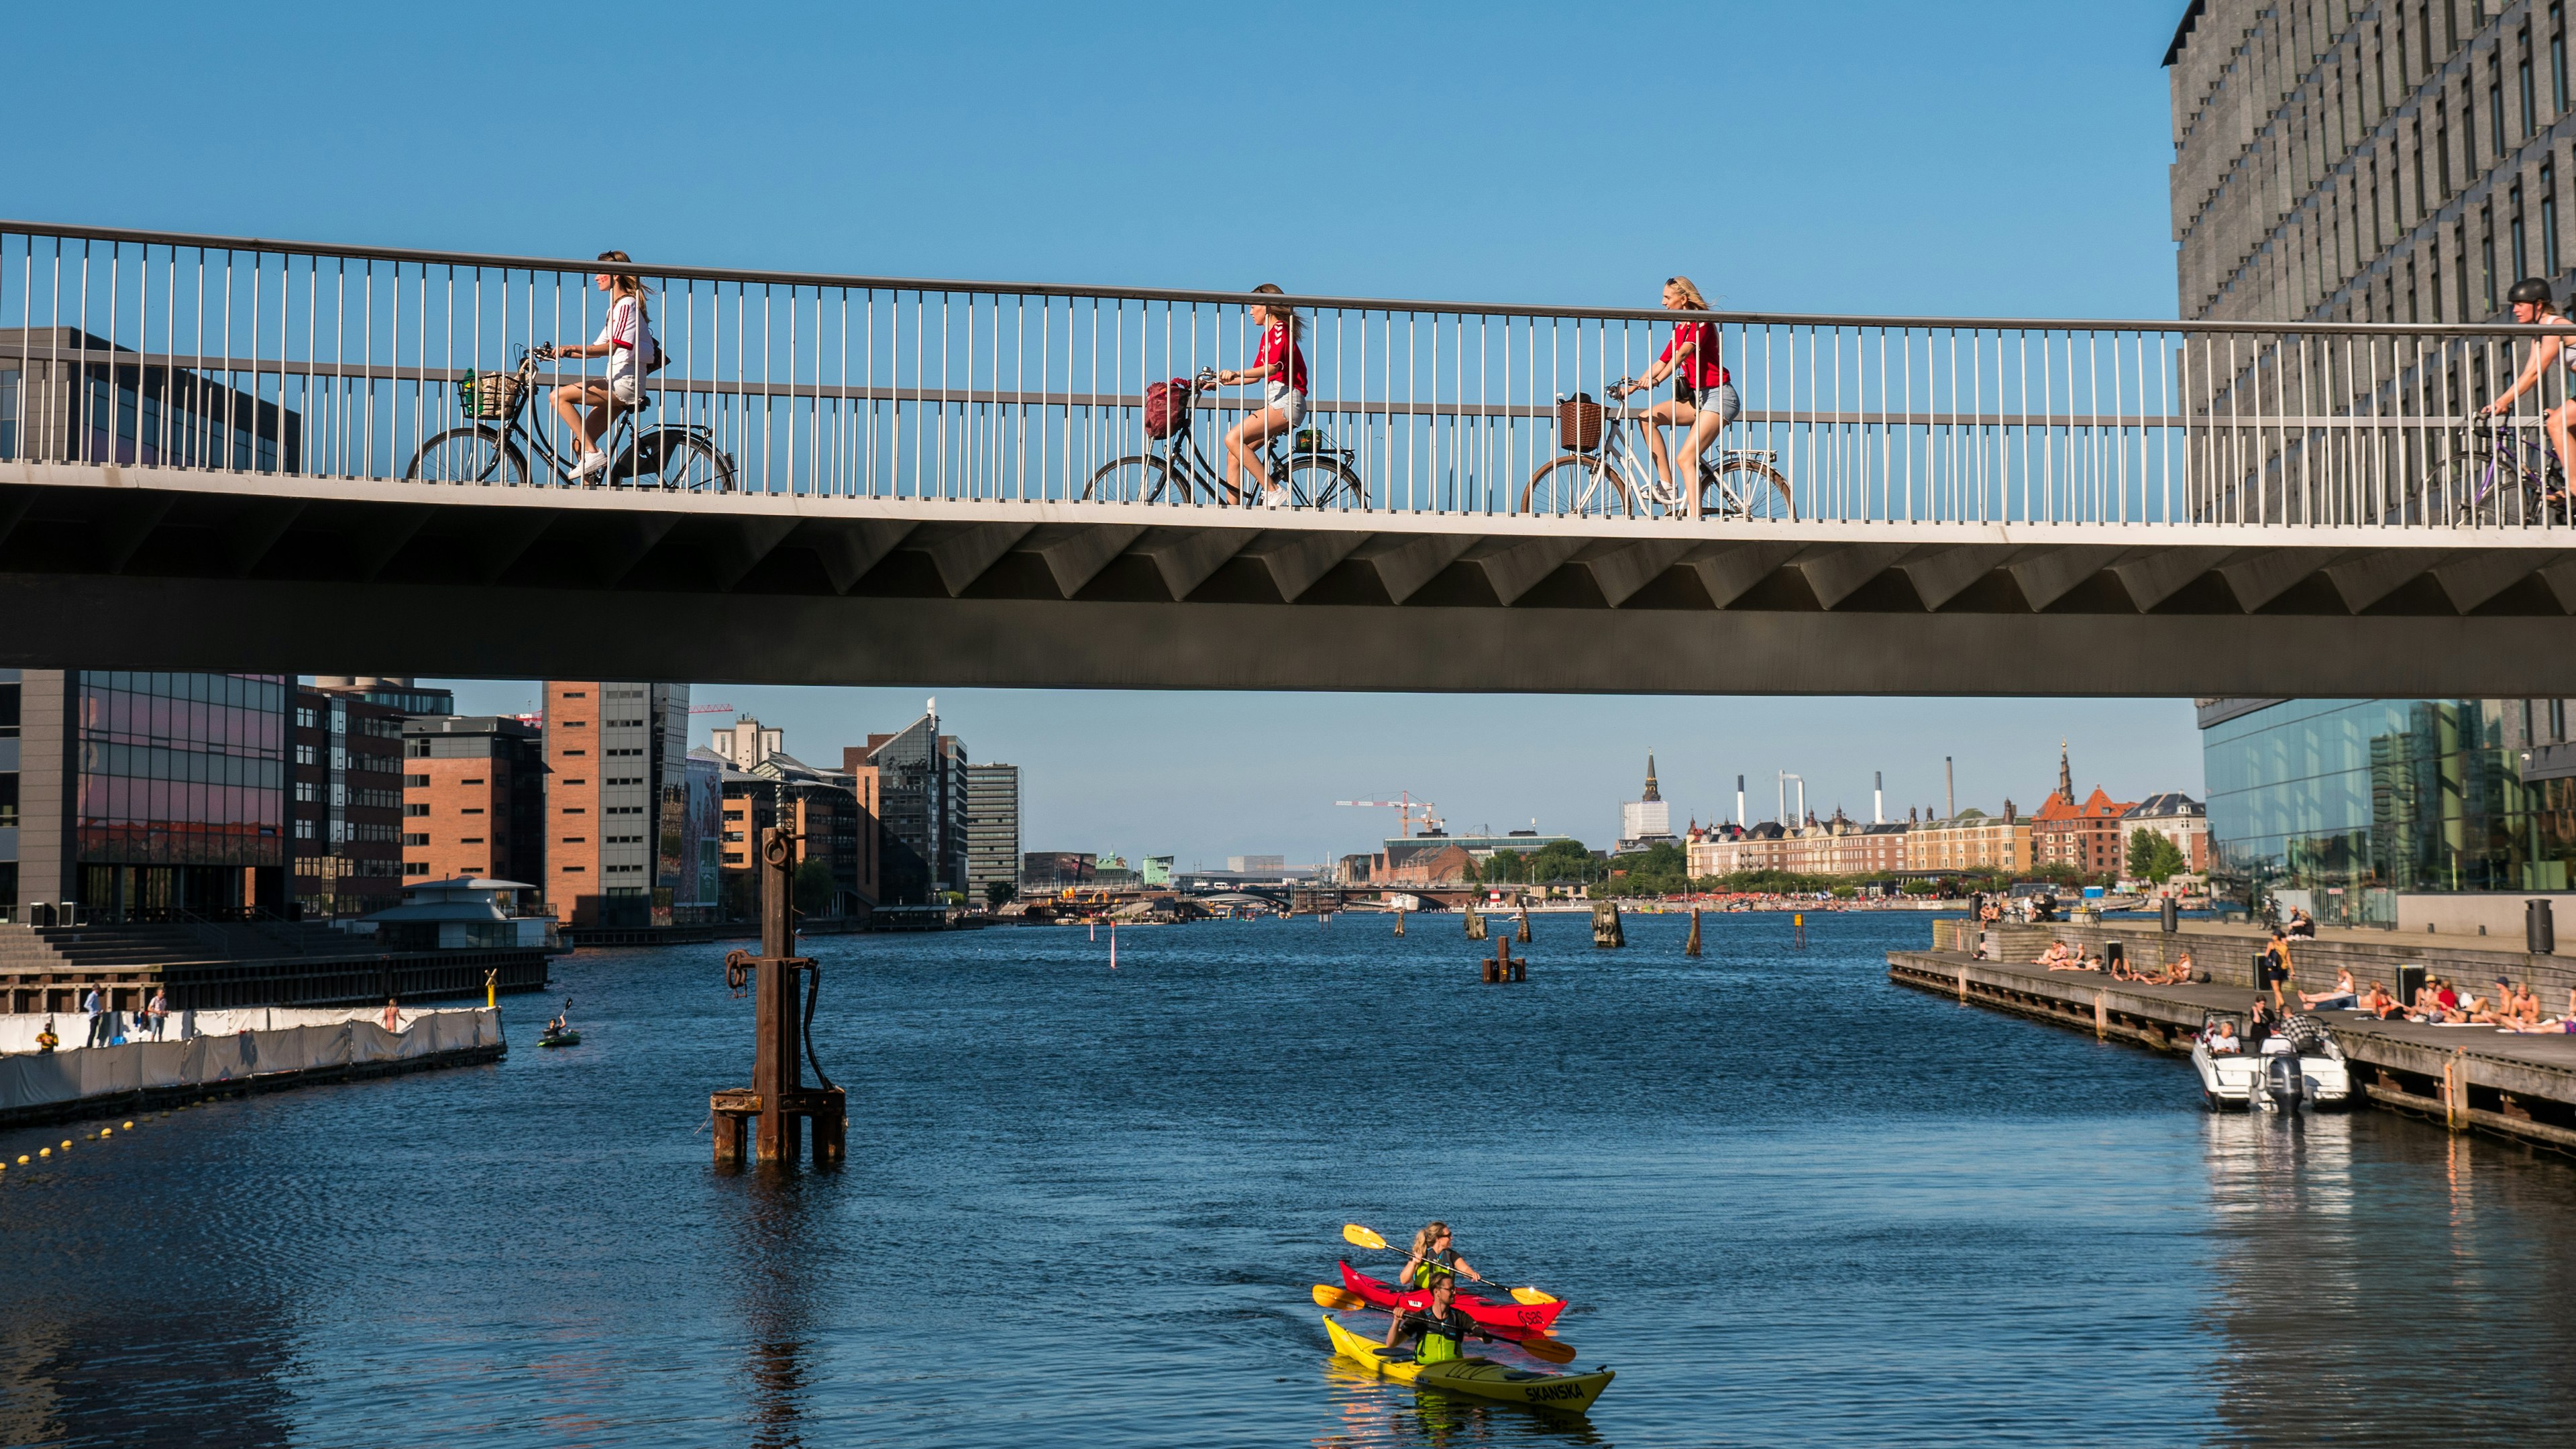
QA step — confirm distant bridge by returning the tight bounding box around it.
[7,220,2576,694]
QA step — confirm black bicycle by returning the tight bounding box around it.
[403,344,736,491]
[1081,370,1368,508]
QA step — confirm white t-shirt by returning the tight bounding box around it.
[596,295,658,380]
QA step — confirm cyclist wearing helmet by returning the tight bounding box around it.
[2482,277,2576,486]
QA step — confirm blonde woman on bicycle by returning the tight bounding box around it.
[539,250,659,482]
[1206,283,1307,507]
[1609,276,1737,517]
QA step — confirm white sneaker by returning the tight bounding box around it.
[1262,487,1289,508]
[571,450,611,481]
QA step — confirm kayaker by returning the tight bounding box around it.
[1380,1274,1493,1361]
[1397,1221,1485,1297]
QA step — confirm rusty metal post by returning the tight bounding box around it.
[755,826,802,1165]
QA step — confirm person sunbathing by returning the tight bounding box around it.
[2042,943,2088,971]
[2361,982,2404,1019]
[2299,968,2359,1011]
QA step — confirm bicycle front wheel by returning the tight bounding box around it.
[1083,455,1173,504]
[1703,456,1796,521]
[1285,456,1369,511]
[1521,453,1635,518]
[406,426,527,486]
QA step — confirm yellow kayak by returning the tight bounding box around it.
[1322,1313,1613,1415]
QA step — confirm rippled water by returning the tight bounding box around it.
[4,911,2575,1446]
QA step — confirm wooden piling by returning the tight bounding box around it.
[1394,908,1406,938]
[1592,901,1625,948]
[2094,989,2106,1040]
[1465,903,1487,941]
[1684,908,1703,958]
[1516,904,1532,943]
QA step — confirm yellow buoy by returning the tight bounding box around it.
[123,1121,135,1130]
[13,1155,24,1165]
[99,1128,111,1138]
[38,1148,50,1158]
[59,1140,70,1150]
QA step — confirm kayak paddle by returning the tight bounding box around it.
[1341,1223,1562,1305]
[1309,1283,1578,1364]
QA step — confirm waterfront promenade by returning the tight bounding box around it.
[1890,941,2576,1152]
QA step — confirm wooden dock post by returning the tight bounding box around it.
[1516,904,1531,943]
[1684,908,1703,958]
[2094,990,2106,1040]
[1592,901,1624,948]
[1394,908,1406,937]
[1465,903,1487,941]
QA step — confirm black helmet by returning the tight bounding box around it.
[2508,277,2554,307]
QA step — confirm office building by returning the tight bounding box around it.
[0,327,300,472]
[288,683,408,919]
[402,715,546,896]
[2202,694,2576,928]
[2167,3,2574,327]
[1227,854,1286,873]
[963,763,1021,902]
[696,739,874,920]
[4,669,288,921]
[1141,855,1174,887]
[1020,851,1096,893]
[709,716,784,771]
[853,701,967,904]
[542,681,690,926]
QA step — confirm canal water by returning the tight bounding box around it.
[4,911,2575,1447]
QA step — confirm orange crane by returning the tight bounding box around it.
[1336,793,1444,837]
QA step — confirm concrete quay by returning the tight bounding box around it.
[1929,916,2576,1000]
[1888,947,2576,1157]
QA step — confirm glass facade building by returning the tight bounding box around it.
[73,672,288,915]
[2202,698,2576,926]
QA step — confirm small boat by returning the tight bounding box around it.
[1338,1260,1566,1336]
[537,1028,582,1049]
[1322,1313,1612,1415]
[2190,1008,2347,1110]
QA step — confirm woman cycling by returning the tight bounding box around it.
[2483,276,2576,491]
[1205,283,1306,507]
[1610,275,1737,517]
[539,250,659,482]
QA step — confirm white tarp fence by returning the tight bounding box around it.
[0,1008,502,1116]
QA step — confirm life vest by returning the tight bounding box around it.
[1410,1248,1457,1289]
[1417,1328,1463,1364]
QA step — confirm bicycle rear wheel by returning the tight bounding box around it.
[1285,455,1368,511]
[1083,455,1174,504]
[1702,455,1796,521]
[1521,453,1636,518]
[405,426,527,485]
[636,433,736,493]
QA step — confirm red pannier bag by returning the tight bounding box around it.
[1144,377,1191,439]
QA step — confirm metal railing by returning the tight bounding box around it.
[7,219,2576,530]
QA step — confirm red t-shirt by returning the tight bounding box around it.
[1660,321,1729,388]
[1254,323,1308,393]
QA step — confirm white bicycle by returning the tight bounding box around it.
[1519,383,1794,520]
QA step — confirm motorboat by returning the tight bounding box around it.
[2190,1008,2350,1111]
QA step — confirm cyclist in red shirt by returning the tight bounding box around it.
[1610,275,1737,517]
[1208,282,1308,506]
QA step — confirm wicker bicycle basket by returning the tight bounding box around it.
[461,368,525,421]
[1556,396,1604,451]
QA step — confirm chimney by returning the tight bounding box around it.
[1736,774,1746,826]
[1944,756,1955,821]
[1874,769,1884,824]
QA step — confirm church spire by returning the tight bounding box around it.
[2057,739,2073,805]
[1642,751,1662,802]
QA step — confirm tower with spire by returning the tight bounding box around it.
[2057,739,2074,806]
[1618,748,1675,851]
[1642,751,1662,802]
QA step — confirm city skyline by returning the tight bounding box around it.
[429,678,2203,867]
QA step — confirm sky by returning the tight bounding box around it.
[15,0,2204,865]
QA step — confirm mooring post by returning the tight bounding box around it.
[1684,907,1703,958]
[1516,903,1531,943]
[755,826,802,1165]
[1395,907,1406,937]
[1465,902,1486,941]
[2093,989,2106,1040]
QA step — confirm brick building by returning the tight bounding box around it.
[401,715,545,897]
[2030,744,2138,877]
[542,680,688,926]
[1902,806,2033,875]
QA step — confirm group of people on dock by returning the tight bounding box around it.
[2343,975,2576,1032]
[2033,941,2200,985]
[32,985,173,1054]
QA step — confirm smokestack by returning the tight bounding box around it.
[1776,771,1786,826]
[1944,756,1955,821]
[1874,770,1884,825]
[1736,774,1746,826]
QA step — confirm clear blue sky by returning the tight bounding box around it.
[17,0,2202,865]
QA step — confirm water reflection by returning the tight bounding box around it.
[729,1171,835,1448]
[1313,1358,1605,1448]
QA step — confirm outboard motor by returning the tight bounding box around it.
[2261,1049,2306,1113]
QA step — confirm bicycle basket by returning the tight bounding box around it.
[1556,393,1604,451]
[462,368,525,421]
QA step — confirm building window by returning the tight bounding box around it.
[2491,55,2506,162]
[404,773,429,788]
[2524,30,2538,136]
[2548,158,2564,275]
[2438,97,2453,198]
[2483,205,2498,313]
[294,743,317,766]
[2557,5,2570,113]
[404,862,429,876]
[405,802,429,816]
[402,832,429,846]
[294,706,318,729]
[2514,182,2530,283]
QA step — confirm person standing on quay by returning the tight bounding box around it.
[380,998,402,1034]
[83,984,107,1048]
[2260,929,2294,1010]
[147,987,169,1040]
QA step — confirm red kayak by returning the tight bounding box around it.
[1337,1260,1567,1336]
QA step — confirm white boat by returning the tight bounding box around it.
[2190,1009,2351,1111]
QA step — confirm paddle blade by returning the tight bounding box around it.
[1509,1286,1560,1305]
[1517,1333,1578,1365]
[1311,1283,1367,1312]
[1342,1223,1389,1251]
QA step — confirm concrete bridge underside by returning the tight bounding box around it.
[9,462,2576,695]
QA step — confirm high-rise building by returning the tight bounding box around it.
[288,683,409,919]
[401,715,546,896]
[542,681,690,926]
[709,716,784,771]
[963,763,1021,903]
[3,669,288,922]
[853,700,967,904]
[697,741,874,919]
[2167,3,2565,328]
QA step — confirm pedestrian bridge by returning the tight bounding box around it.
[6,220,2576,695]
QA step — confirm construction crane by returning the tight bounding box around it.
[1336,792,1444,838]
[688,702,738,715]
